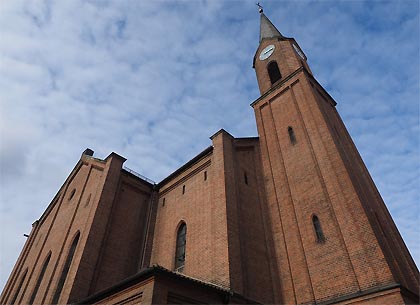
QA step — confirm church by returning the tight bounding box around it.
[1,9,419,305]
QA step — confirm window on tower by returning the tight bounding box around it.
[312,215,325,243]
[68,188,76,201]
[175,222,187,272]
[267,61,282,85]
[288,126,297,145]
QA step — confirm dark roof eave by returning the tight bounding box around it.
[74,265,232,305]
[157,146,213,187]
[75,266,156,304]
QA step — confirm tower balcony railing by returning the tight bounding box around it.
[123,166,156,185]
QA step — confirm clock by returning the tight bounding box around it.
[259,44,275,61]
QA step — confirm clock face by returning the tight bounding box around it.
[259,44,275,61]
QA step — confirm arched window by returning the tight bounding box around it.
[29,251,51,305]
[288,126,297,145]
[51,232,80,304]
[312,215,325,243]
[175,223,187,272]
[267,61,282,85]
[10,268,28,305]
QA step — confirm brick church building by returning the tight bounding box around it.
[1,10,419,305]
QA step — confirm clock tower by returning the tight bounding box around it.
[252,10,419,305]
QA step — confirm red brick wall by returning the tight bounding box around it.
[150,152,220,285]
[47,162,105,304]
[1,155,109,305]
[89,172,153,293]
[229,138,277,303]
[150,132,276,304]
[0,152,156,305]
[311,80,420,294]
[67,153,126,303]
[253,36,418,304]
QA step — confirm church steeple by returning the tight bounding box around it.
[259,12,284,43]
[254,11,310,95]
[251,10,420,305]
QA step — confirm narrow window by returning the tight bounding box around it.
[182,185,185,194]
[175,223,187,272]
[312,215,325,243]
[244,172,248,185]
[204,171,207,181]
[10,268,28,305]
[29,251,51,305]
[162,198,166,207]
[288,126,297,145]
[84,193,91,207]
[267,61,282,85]
[51,233,80,304]
[68,189,76,201]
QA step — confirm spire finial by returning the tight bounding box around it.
[256,2,263,14]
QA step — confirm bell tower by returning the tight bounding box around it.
[252,10,419,305]
[253,11,312,95]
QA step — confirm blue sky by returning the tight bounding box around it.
[0,0,418,291]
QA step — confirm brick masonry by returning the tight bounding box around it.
[1,14,419,305]
[252,35,419,304]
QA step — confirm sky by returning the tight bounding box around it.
[0,0,419,291]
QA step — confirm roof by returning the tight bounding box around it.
[157,145,213,187]
[259,12,283,42]
[75,265,262,304]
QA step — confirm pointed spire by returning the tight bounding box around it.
[259,12,284,43]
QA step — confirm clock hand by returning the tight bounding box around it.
[264,48,273,54]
